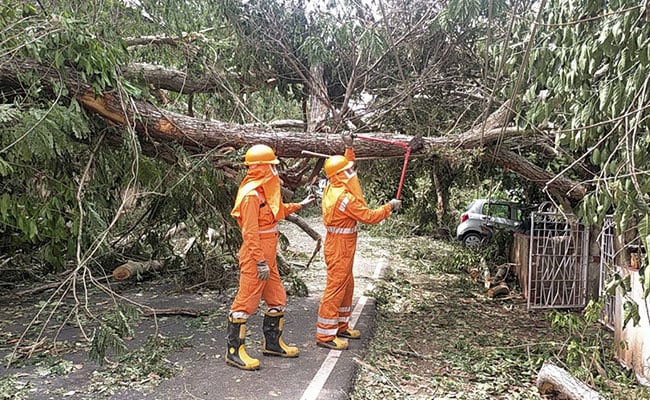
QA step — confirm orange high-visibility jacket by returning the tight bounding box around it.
[230,188,301,317]
[317,149,392,342]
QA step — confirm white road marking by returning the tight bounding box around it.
[299,259,386,400]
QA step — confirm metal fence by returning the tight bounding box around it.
[598,216,617,330]
[527,212,589,309]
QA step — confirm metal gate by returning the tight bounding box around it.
[527,211,589,309]
[599,216,617,330]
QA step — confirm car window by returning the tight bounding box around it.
[485,203,511,219]
[481,203,490,215]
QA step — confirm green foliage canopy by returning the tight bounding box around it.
[498,0,650,254]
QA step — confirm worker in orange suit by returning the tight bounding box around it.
[316,133,401,350]
[227,144,315,370]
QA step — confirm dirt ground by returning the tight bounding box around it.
[348,235,650,400]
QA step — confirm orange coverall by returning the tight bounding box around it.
[316,149,392,344]
[230,187,301,317]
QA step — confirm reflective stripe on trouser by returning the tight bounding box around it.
[338,306,351,327]
[316,233,356,343]
[230,232,286,315]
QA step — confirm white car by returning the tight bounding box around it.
[456,199,528,247]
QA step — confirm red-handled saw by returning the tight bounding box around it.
[351,134,423,199]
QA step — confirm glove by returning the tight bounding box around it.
[256,260,270,281]
[389,199,402,212]
[300,194,316,208]
[342,132,354,147]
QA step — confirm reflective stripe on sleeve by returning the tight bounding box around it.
[338,197,349,212]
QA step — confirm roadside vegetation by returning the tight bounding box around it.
[351,230,650,400]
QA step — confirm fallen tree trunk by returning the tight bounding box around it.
[485,148,586,199]
[0,59,586,199]
[77,86,528,160]
[536,362,606,400]
[112,260,163,281]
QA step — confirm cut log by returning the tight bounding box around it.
[536,362,606,400]
[486,282,510,299]
[112,260,163,281]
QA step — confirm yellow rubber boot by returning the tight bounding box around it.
[226,317,260,370]
[338,328,361,339]
[317,337,349,350]
[262,311,299,358]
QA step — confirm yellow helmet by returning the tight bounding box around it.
[324,155,354,178]
[244,144,280,165]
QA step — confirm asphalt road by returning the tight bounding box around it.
[112,220,387,400]
[0,218,387,400]
[116,294,379,400]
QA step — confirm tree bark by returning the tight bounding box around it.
[484,148,586,199]
[307,63,329,133]
[112,260,163,281]
[123,63,229,95]
[431,157,453,224]
[536,362,606,400]
[486,282,510,298]
[0,59,587,199]
[285,214,322,269]
[432,169,446,224]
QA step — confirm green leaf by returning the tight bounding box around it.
[623,300,640,327]
[599,84,610,111]
[27,218,38,240]
[591,147,601,165]
[578,44,588,72]
[0,158,13,176]
[0,194,10,219]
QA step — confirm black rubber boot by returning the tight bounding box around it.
[262,311,299,357]
[226,316,260,370]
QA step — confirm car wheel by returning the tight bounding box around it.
[462,232,484,248]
